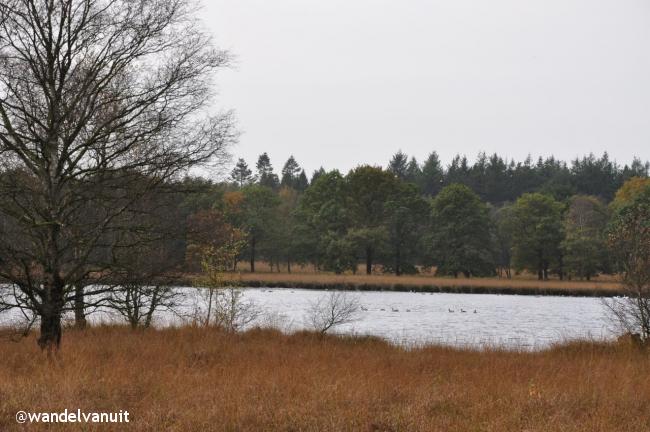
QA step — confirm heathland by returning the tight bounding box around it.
[1,326,648,432]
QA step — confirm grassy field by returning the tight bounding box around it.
[1,326,648,431]
[223,270,624,297]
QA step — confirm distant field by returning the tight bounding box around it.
[1,326,647,431]
[220,269,624,297]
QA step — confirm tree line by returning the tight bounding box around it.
[177,151,650,281]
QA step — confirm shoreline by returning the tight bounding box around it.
[181,273,624,298]
[240,280,620,297]
[0,273,617,298]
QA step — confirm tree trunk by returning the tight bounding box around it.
[74,284,86,329]
[287,259,291,274]
[39,312,62,351]
[38,280,65,351]
[205,288,214,327]
[250,236,256,273]
[144,287,160,329]
[395,247,401,276]
[538,269,543,280]
[366,247,373,275]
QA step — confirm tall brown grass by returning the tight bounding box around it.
[238,261,622,282]
[1,326,648,431]
[231,272,623,294]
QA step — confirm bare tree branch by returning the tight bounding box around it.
[0,0,234,350]
[306,291,360,334]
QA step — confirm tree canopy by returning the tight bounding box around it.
[510,194,565,280]
[429,184,494,277]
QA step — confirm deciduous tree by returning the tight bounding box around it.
[510,193,565,280]
[429,184,494,277]
[346,166,397,274]
[293,170,353,273]
[561,195,609,280]
[0,0,233,350]
[240,185,280,272]
[383,182,429,275]
[605,184,650,339]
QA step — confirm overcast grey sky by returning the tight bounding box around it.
[203,0,650,175]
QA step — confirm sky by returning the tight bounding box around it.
[201,0,650,176]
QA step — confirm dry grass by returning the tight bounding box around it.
[1,326,648,431]
[237,261,621,281]
[228,272,624,295]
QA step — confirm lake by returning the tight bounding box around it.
[239,289,616,350]
[0,288,618,350]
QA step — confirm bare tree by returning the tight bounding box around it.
[605,296,650,341]
[0,0,234,350]
[306,291,360,334]
[203,287,260,332]
[193,232,258,331]
[105,239,186,329]
[0,284,38,340]
[99,180,191,329]
[107,283,184,329]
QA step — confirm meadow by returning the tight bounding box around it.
[1,326,648,431]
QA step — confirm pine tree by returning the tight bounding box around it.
[388,151,409,180]
[230,158,253,187]
[446,155,471,188]
[295,170,309,192]
[419,151,444,196]
[311,167,326,184]
[256,152,279,189]
[281,155,302,188]
[405,157,421,183]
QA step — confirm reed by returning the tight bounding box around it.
[226,272,624,297]
[0,326,647,431]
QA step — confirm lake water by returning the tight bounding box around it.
[240,289,616,350]
[0,288,618,350]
